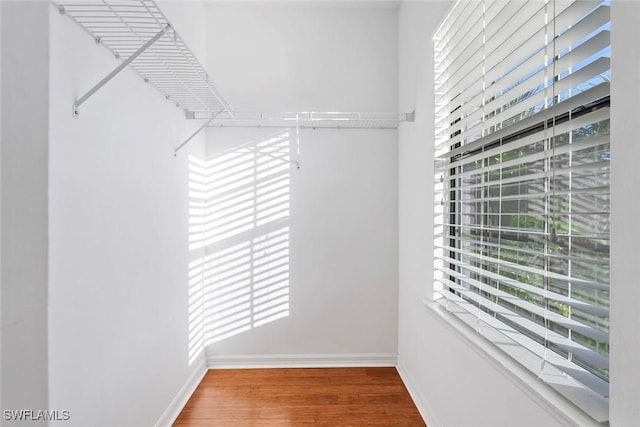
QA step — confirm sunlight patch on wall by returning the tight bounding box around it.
[202,226,290,343]
[187,156,207,365]
[187,132,292,362]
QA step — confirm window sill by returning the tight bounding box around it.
[421,298,608,427]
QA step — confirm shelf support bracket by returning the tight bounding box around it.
[295,114,301,169]
[73,25,171,118]
[406,110,416,122]
[174,115,218,156]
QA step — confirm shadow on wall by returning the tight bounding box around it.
[187,131,293,365]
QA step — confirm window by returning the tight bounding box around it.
[433,0,610,421]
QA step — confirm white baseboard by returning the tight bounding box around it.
[154,357,207,427]
[396,359,443,427]
[206,353,397,369]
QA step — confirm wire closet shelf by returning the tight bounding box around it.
[54,0,414,154]
[54,0,232,117]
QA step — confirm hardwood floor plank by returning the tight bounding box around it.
[173,367,426,427]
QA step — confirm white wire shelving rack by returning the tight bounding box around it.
[53,0,232,118]
[54,0,415,156]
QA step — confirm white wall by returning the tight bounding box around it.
[47,2,206,426]
[205,1,398,112]
[1,2,50,424]
[202,2,399,363]
[610,2,640,426]
[397,2,573,427]
[0,0,4,414]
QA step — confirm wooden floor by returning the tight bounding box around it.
[173,367,426,427]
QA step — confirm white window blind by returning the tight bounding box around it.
[433,0,610,421]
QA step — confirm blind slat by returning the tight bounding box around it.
[439,18,610,137]
[436,105,609,162]
[443,136,609,183]
[438,82,609,158]
[435,271,608,344]
[433,289,610,407]
[436,3,607,117]
[435,275,608,370]
[435,248,608,292]
[435,234,610,267]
